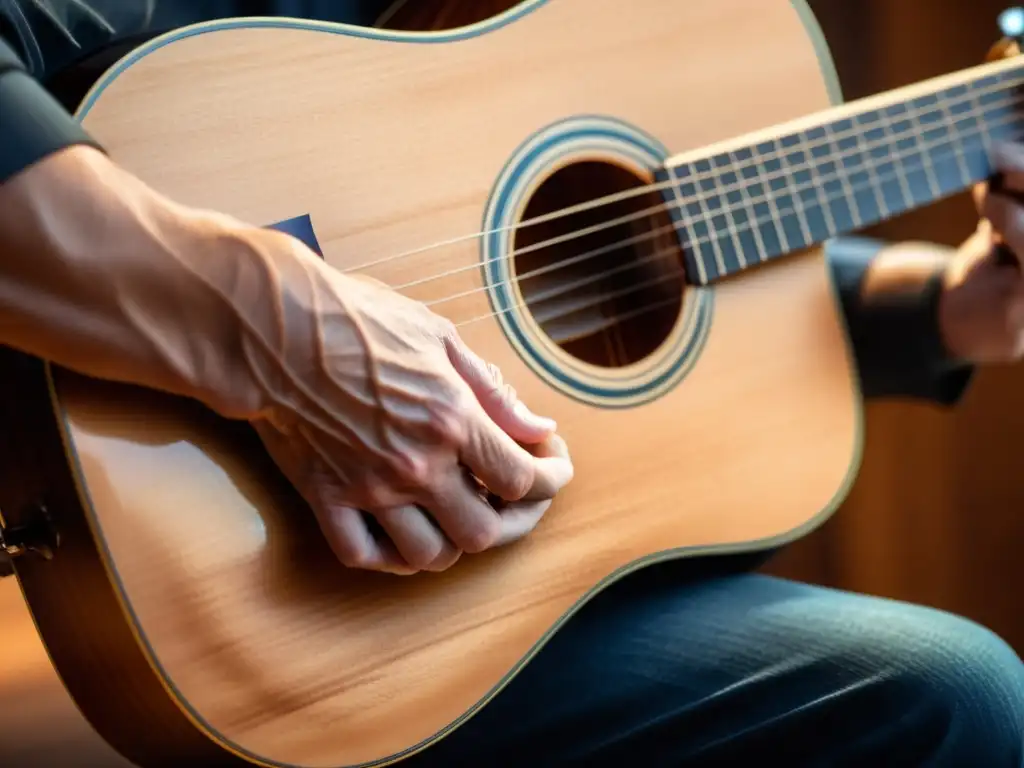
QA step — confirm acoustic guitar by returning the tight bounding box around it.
[1,1,1020,766]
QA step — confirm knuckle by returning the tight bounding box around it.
[359,478,394,509]
[432,315,457,339]
[426,405,465,445]
[385,451,432,488]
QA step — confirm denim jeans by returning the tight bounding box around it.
[404,567,1024,767]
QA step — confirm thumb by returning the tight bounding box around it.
[445,336,556,443]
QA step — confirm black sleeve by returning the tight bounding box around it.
[0,37,103,184]
[826,235,974,406]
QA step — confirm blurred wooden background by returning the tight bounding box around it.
[765,0,1024,655]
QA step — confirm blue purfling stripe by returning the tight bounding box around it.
[481,117,713,404]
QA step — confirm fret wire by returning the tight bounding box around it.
[659,166,709,284]
[878,103,916,209]
[678,115,1024,287]
[920,91,968,197]
[752,143,791,254]
[864,113,896,216]
[671,105,1024,283]
[695,157,740,272]
[647,70,1007,246]
[712,126,1007,280]
[773,136,813,245]
[685,82,1019,270]
[712,77,1024,259]
[823,121,864,227]
[910,100,944,197]
[775,98,1008,222]
[968,81,993,152]
[683,161,728,276]
[729,148,770,264]
[783,132,831,245]
[940,86,975,186]
[858,114,891,219]
[664,165,705,279]
[708,154,751,269]
[651,72,1024,286]
[874,100,930,205]
[772,124,997,240]
[647,67,1023,228]
[796,129,837,238]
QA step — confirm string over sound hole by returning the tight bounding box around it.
[512,161,687,368]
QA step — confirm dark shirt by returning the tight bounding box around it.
[0,1,977,582]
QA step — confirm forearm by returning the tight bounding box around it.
[0,145,252,409]
[828,236,974,405]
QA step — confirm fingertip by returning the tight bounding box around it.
[513,401,557,433]
[523,454,574,500]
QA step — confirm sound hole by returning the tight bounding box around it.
[512,161,687,368]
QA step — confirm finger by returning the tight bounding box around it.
[492,499,553,547]
[424,469,503,553]
[445,336,556,444]
[459,409,537,501]
[982,189,1024,257]
[991,142,1024,193]
[426,545,462,572]
[489,436,574,547]
[521,433,575,501]
[314,503,415,574]
[373,505,458,571]
[307,464,415,574]
[460,407,575,503]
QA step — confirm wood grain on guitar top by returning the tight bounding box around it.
[13,0,862,766]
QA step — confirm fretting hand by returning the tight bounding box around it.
[940,142,1024,362]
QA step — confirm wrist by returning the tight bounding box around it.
[855,240,968,369]
[0,146,263,414]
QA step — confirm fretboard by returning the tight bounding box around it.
[656,56,1024,285]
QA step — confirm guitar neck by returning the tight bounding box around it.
[658,55,1024,285]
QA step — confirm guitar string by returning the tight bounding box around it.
[451,119,1024,330]
[469,263,686,334]
[425,103,1021,311]
[387,83,1024,295]
[407,106,1021,325]
[336,68,1024,277]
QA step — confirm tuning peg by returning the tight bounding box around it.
[999,7,1024,41]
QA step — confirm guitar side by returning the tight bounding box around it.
[2,2,863,767]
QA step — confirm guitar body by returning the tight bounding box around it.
[3,1,863,766]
